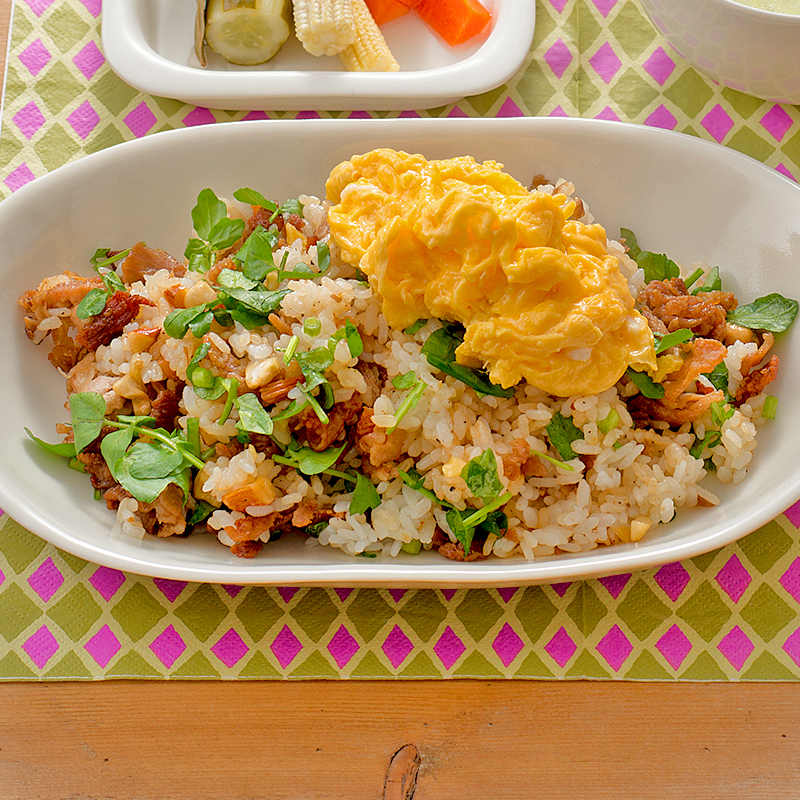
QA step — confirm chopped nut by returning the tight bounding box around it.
[630,515,652,542]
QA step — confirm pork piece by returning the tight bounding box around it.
[150,388,180,431]
[432,528,488,562]
[203,333,246,383]
[76,451,117,491]
[629,388,726,426]
[49,320,88,372]
[76,291,155,351]
[119,241,185,284]
[502,438,547,481]
[660,338,727,404]
[259,376,302,406]
[290,391,363,452]
[740,332,775,376]
[736,354,779,406]
[138,483,187,538]
[357,362,387,407]
[231,540,263,558]
[638,278,737,341]
[18,271,102,328]
[355,407,404,482]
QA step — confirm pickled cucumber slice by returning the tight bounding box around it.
[203,0,291,66]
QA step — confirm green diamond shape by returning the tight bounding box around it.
[400,591,448,643]
[570,3,602,51]
[46,584,102,640]
[513,587,558,643]
[0,651,36,679]
[174,584,229,642]
[235,588,283,643]
[616,581,671,641]
[34,124,81,173]
[289,589,339,643]
[43,5,90,53]
[691,548,720,573]
[453,590,502,642]
[677,583,731,642]
[608,3,656,59]
[111,584,167,642]
[516,59,558,117]
[623,651,672,680]
[153,95,185,116]
[727,128,776,163]
[663,69,714,118]
[453,651,503,678]
[513,650,553,678]
[106,651,162,678]
[350,650,393,678]
[782,129,800,174]
[0,518,46,573]
[398,651,440,678]
[532,3,558,46]
[11,6,34,41]
[573,66,602,114]
[85,123,127,156]
[738,521,793,574]
[290,651,339,678]
[172,651,221,678]
[741,651,799,681]
[679,651,729,680]
[56,549,88,575]
[346,590,394,641]
[609,68,660,118]
[0,584,42,640]
[92,70,138,116]
[44,651,93,679]
[35,62,83,115]
[465,84,508,117]
[566,583,607,637]
[720,87,765,119]
[3,65,26,106]
[741,584,794,642]
[566,650,610,678]
[238,650,282,678]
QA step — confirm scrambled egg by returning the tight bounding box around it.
[326,149,657,397]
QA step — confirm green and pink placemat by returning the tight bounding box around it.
[1,0,800,681]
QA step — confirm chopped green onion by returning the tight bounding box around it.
[303,317,321,337]
[683,267,705,289]
[283,335,299,365]
[401,540,422,555]
[598,409,620,434]
[537,451,576,471]
[218,379,239,425]
[763,395,778,420]
[388,380,426,434]
[186,416,201,458]
[191,366,216,389]
[404,319,427,336]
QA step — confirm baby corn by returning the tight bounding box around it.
[338,0,399,71]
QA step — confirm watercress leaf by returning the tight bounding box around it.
[208,216,245,251]
[164,304,214,339]
[545,412,584,461]
[349,473,381,516]
[297,346,335,375]
[636,251,680,283]
[726,293,799,333]
[460,449,502,505]
[271,397,309,420]
[445,508,475,555]
[217,286,290,316]
[235,393,273,436]
[654,328,693,354]
[392,371,418,390]
[187,500,216,526]
[188,310,214,338]
[281,441,347,475]
[693,265,722,294]
[216,267,260,291]
[69,392,107,453]
[233,227,277,283]
[344,319,363,358]
[100,427,135,482]
[76,287,111,319]
[278,198,304,217]
[479,509,508,537]
[103,272,126,294]
[316,241,330,274]
[404,319,427,336]
[625,367,665,399]
[192,188,227,241]
[233,187,277,212]
[24,428,76,459]
[184,238,213,273]
[397,468,456,509]
[620,228,641,260]
[703,362,730,401]
[227,308,272,330]
[125,439,185,480]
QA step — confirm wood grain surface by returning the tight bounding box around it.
[1,2,800,797]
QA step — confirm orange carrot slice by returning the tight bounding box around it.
[366,0,411,25]
[415,0,491,45]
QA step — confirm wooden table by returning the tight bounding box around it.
[1,4,799,797]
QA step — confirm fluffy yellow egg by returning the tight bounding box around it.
[326,149,657,397]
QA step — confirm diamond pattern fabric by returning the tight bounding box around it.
[1,0,800,680]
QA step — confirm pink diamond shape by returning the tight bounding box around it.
[645,105,678,131]
[150,624,186,668]
[701,105,734,143]
[271,624,303,668]
[72,41,104,81]
[784,500,800,528]
[84,625,121,668]
[0,568,5,588]
[544,39,573,80]
[782,626,800,667]
[776,164,797,183]
[349,110,372,119]
[654,562,691,602]
[222,584,242,598]
[89,566,125,601]
[548,0,569,12]
[549,105,570,118]
[297,110,322,119]
[643,46,676,86]
[761,105,794,142]
[441,589,457,601]
[183,107,217,127]
[715,554,752,603]
[277,586,299,603]
[22,0,55,16]
[27,557,64,602]
[655,624,692,670]
[596,624,633,672]
[497,587,518,603]
[388,589,407,603]
[595,106,621,121]
[492,623,524,667]
[19,39,51,76]
[78,0,102,17]
[550,582,571,597]
[589,42,622,85]
[211,629,249,668]
[382,624,414,669]
[327,624,359,668]
[597,573,630,599]
[153,578,187,603]
[5,163,36,193]
[590,0,619,16]
[779,558,800,603]
[243,110,269,120]
[448,105,468,118]
[13,101,46,140]
[434,626,466,669]
[334,588,353,602]
[497,97,523,118]
[544,626,576,668]
[124,102,157,138]
[22,625,59,669]
[717,625,754,670]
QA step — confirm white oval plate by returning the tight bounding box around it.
[2,117,800,586]
[100,0,533,111]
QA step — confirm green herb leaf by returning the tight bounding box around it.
[545,412,584,461]
[208,216,245,251]
[217,286,290,317]
[235,393,274,436]
[192,188,228,242]
[69,392,107,453]
[316,241,330,273]
[654,328,693,354]
[164,303,215,339]
[620,228,641,260]
[350,473,381,516]
[392,371,417,390]
[446,507,476,555]
[692,265,721,294]
[275,440,347,476]
[232,226,278,282]
[76,287,111,319]
[187,500,216,526]
[703,362,730,401]
[397,468,455,510]
[625,368,665,399]
[726,293,799,333]
[404,319,427,336]
[233,187,277,212]
[24,428,76,459]
[637,251,680,283]
[278,198,304,218]
[125,440,185,480]
[460,449,502,505]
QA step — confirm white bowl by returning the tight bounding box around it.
[2,117,800,586]
[639,0,800,104]
[100,0,534,110]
